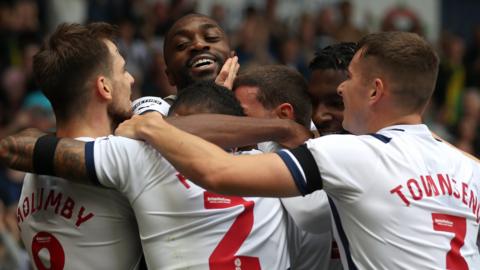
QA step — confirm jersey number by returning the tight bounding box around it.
[31,231,65,270]
[431,213,468,270]
[204,191,261,270]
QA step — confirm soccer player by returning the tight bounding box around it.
[127,13,309,150]
[163,13,239,92]
[305,42,356,269]
[14,23,143,269]
[150,12,310,148]
[5,81,291,269]
[308,42,356,135]
[233,65,335,270]
[110,31,480,268]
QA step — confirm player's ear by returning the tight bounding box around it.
[96,75,113,101]
[369,78,384,105]
[165,68,176,87]
[275,103,295,120]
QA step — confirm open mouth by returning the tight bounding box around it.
[187,54,219,73]
[192,58,215,68]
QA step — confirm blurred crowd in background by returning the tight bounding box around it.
[0,0,480,268]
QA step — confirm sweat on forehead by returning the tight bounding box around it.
[163,13,224,53]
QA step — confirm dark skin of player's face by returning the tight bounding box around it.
[164,15,232,90]
[308,69,347,135]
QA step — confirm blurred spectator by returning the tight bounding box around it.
[381,5,423,35]
[277,37,309,77]
[87,0,131,24]
[0,89,54,139]
[0,200,30,270]
[117,18,151,98]
[314,6,338,50]
[0,67,27,127]
[235,6,274,69]
[210,3,227,34]
[21,41,41,95]
[297,14,317,67]
[465,25,480,88]
[0,1,42,72]
[334,1,366,42]
[434,32,467,128]
[152,1,174,37]
[46,0,88,32]
[455,89,480,156]
[142,51,177,98]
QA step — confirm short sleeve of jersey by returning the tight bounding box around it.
[87,136,175,201]
[277,134,383,203]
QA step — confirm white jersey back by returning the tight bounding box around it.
[259,141,342,270]
[90,136,290,270]
[18,139,142,270]
[279,124,480,269]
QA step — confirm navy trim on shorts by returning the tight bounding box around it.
[369,134,391,143]
[85,141,101,186]
[328,197,358,270]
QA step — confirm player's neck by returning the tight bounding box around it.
[56,109,113,138]
[369,113,423,133]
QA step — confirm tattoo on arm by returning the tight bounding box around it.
[54,139,90,184]
[1,129,96,185]
[0,129,41,172]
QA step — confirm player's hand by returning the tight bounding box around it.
[115,112,166,140]
[215,56,240,90]
[277,120,314,149]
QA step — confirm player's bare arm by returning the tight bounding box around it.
[116,113,301,197]
[0,128,39,172]
[0,128,90,183]
[54,138,89,181]
[167,114,312,149]
[0,113,310,186]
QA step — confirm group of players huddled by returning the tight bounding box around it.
[0,13,479,270]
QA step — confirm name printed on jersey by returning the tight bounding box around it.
[390,173,480,222]
[16,188,95,228]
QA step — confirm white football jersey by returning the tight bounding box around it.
[278,124,480,269]
[259,141,342,270]
[89,136,290,270]
[17,139,142,270]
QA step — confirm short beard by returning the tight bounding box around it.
[108,105,133,131]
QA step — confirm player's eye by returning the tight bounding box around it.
[176,42,189,51]
[205,36,220,42]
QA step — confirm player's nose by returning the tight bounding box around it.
[191,37,210,52]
